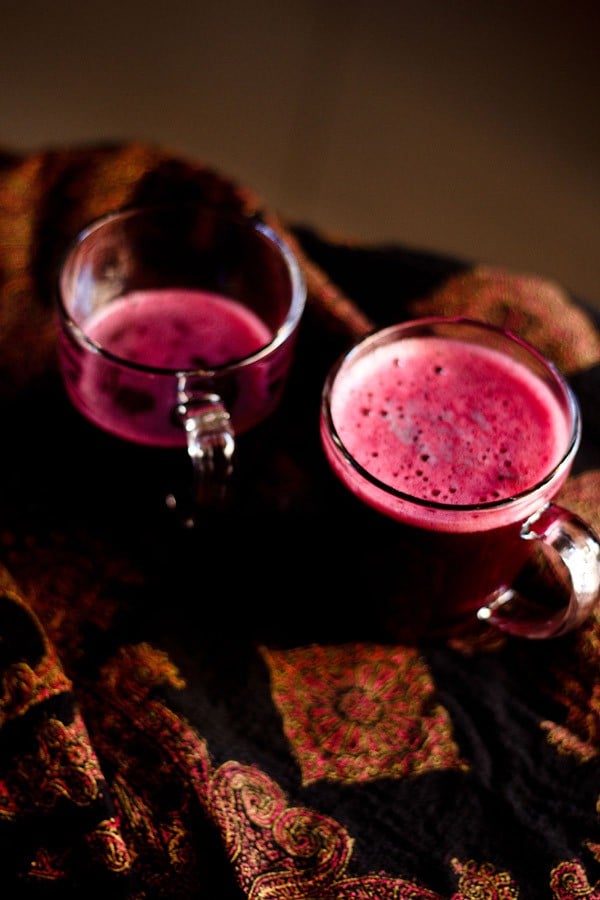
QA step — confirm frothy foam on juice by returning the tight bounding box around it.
[330,336,569,508]
[86,288,272,368]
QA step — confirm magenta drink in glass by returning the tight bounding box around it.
[321,317,600,640]
[56,203,306,522]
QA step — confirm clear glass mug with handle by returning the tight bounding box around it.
[320,316,600,640]
[56,202,306,525]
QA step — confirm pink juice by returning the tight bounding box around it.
[321,333,576,636]
[325,336,571,532]
[61,288,275,447]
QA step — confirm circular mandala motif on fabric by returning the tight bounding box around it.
[260,642,467,785]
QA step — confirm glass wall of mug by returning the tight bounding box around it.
[56,202,307,524]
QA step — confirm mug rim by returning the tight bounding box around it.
[321,315,581,516]
[55,201,307,377]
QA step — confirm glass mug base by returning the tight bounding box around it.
[350,516,566,644]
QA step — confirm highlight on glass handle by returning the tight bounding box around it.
[176,378,235,521]
[478,503,600,639]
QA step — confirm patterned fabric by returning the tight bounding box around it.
[1,143,600,899]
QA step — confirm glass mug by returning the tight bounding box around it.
[56,202,306,524]
[320,316,600,640]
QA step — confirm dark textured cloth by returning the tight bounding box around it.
[1,143,600,899]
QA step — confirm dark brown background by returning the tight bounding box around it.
[2,0,598,308]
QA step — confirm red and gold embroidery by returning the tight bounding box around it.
[450,858,519,898]
[550,860,600,898]
[0,591,72,727]
[260,642,468,785]
[0,591,103,823]
[539,612,600,761]
[588,840,600,862]
[99,641,186,699]
[210,761,538,898]
[26,846,71,882]
[211,759,443,898]
[15,713,103,811]
[84,816,132,875]
[84,644,211,889]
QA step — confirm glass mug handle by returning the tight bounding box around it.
[176,376,235,519]
[478,503,600,638]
